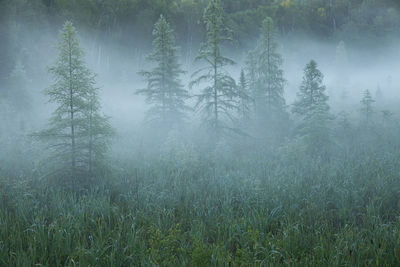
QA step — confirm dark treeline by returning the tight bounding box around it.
[1,0,400,84]
[2,0,400,265]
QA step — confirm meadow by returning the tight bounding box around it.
[2,139,400,266]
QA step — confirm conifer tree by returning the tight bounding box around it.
[237,69,251,121]
[137,15,189,130]
[253,17,286,116]
[245,17,288,143]
[245,50,258,107]
[292,60,330,155]
[38,21,112,184]
[190,0,240,139]
[360,89,375,126]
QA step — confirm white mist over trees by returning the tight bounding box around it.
[1,0,399,188]
[3,1,400,265]
[0,0,399,185]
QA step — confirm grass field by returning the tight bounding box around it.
[1,142,400,266]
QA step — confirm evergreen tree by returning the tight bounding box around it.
[292,60,331,156]
[137,15,189,130]
[190,0,240,139]
[360,89,375,126]
[237,69,251,121]
[245,50,258,107]
[38,21,112,185]
[245,17,288,144]
[253,17,286,117]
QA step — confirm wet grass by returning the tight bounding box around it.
[1,148,400,266]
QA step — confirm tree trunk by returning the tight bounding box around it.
[68,37,76,176]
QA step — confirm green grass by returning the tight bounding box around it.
[1,146,400,266]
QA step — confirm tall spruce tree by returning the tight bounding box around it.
[190,0,241,139]
[245,17,288,143]
[38,21,112,185]
[253,17,286,116]
[137,15,189,130]
[292,60,330,156]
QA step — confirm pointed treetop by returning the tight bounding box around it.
[203,0,231,43]
[262,17,274,33]
[303,60,324,85]
[361,89,374,104]
[60,20,78,41]
[292,59,329,116]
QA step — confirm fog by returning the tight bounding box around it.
[2,1,400,265]
[3,11,400,166]
[6,26,400,130]
[2,4,400,171]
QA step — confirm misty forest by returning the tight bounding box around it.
[2,0,400,265]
